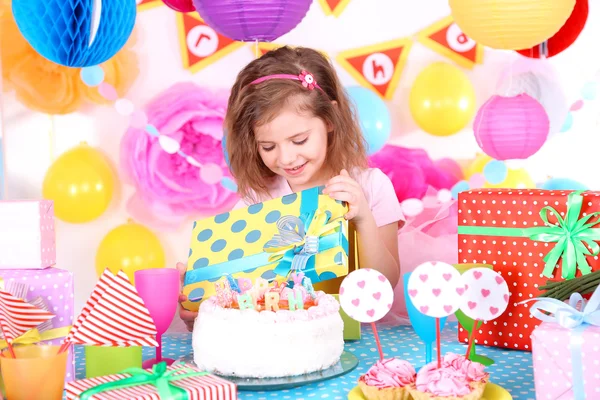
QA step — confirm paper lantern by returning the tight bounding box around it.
[474,94,549,160]
[496,61,567,138]
[162,0,196,12]
[449,0,576,50]
[517,0,588,58]
[12,0,136,67]
[192,0,312,42]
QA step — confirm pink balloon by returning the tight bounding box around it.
[161,0,195,12]
[468,173,485,188]
[98,83,118,101]
[200,163,223,185]
[474,94,549,160]
[130,110,148,129]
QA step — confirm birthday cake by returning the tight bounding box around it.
[192,273,345,378]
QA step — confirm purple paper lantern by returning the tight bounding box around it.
[192,0,313,42]
[474,94,549,160]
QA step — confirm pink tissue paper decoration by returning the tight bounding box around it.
[474,94,550,161]
[120,83,239,230]
[369,145,458,203]
[380,188,458,326]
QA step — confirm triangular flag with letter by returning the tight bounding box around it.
[417,16,483,69]
[177,13,245,73]
[137,0,162,12]
[337,38,412,99]
[318,0,351,17]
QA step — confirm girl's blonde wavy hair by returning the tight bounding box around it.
[225,46,368,202]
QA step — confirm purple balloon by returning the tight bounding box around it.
[192,0,312,42]
[162,0,196,12]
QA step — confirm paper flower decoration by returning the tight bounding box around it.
[0,3,139,115]
[120,82,239,230]
[369,145,458,203]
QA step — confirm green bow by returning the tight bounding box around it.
[80,362,208,400]
[458,191,600,280]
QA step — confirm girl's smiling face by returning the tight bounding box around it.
[254,96,330,191]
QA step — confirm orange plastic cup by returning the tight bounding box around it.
[1,345,67,400]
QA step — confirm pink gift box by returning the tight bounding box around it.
[0,200,56,269]
[0,267,74,382]
[532,322,600,399]
[65,363,237,399]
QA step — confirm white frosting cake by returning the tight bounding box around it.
[192,291,344,378]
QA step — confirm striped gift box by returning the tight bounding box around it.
[65,364,237,400]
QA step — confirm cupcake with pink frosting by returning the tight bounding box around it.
[358,358,416,400]
[408,353,489,400]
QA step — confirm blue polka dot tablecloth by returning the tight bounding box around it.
[73,322,535,399]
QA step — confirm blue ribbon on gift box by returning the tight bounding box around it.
[184,187,349,286]
[523,285,600,400]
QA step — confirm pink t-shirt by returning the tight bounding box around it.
[233,168,404,227]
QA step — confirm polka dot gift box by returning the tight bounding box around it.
[457,189,600,351]
[0,267,75,383]
[182,186,349,312]
[0,200,56,269]
[528,286,600,400]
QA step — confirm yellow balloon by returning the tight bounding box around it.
[409,62,476,136]
[464,153,493,179]
[96,221,166,283]
[449,0,575,50]
[483,168,535,189]
[43,144,115,223]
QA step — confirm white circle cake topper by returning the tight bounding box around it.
[407,262,510,322]
[338,268,394,323]
[407,261,463,318]
[460,267,510,321]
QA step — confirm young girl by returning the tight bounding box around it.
[178,46,403,331]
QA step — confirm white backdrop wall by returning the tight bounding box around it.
[2,0,600,331]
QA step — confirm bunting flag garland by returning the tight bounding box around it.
[417,16,483,69]
[337,38,413,99]
[60,269,157,352]
[318,0,351,17]
[176,13,245,73]
[136,0,163,12]
[0,290,54,345]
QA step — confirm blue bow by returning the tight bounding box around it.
[524,285,600,400]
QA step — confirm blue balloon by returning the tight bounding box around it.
[12,0,136,67]
[540,178,588,191]
[451,180,470,199]
[220,177,238,192]
[346,86,391,155]
[403,272,447,365]
[483,160,507,185]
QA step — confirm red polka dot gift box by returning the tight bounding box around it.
[457,189,600,351]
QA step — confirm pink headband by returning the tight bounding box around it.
[249,70,325,93]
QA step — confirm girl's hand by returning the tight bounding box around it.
[177,262,197,332]
[323,169,370,223]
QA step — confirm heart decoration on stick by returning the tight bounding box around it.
[339,268,394,360]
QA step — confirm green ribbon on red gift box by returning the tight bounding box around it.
[458,191,600,280]
[79,362,208,400]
